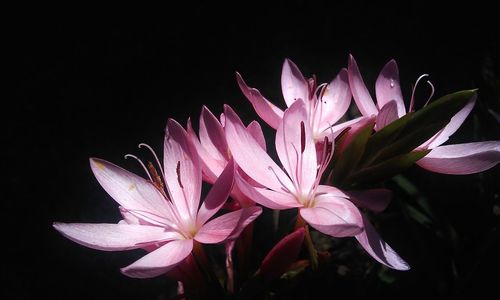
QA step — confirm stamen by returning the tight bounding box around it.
[176,161,184,188]
[124,154,153,181]
[300,121,306,153]
[423,80,435,107]
[267,166,292,193]
[138,143,164,176]
[409,74,429,112]
[147,161,166,194]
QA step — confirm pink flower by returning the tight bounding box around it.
[53,119,261,278]
[237,59,356,140]
[224,101,363,237]
[187,106,266,208]
[348,54,500,174]
[225,102,409,270]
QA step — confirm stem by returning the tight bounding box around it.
[192,241,224,293]
[295,215,318,271]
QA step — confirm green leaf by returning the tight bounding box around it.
[331,118,375,186]
[348,149,430,184]
[361,89,477,166]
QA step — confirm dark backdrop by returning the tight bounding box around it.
[9,2,499,299]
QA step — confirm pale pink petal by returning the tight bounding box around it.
[195,208,260,244]
[355,214,410,270]
[375,59,406,117]
[227,206,263,240]
[200,106,229,162]
[275,100,317,193]
[345,189,392,213]
[348,54,378,117]
[53,223,181,251]
[197,160,235,225]
[300,193,363,237]
[187,118,221,184]
[224,105,294,192]
[317,116,367,140]
[164,119,202,222]
[376,100,399,130]
[319,68,352,126]
[281,58,309,107]
[424,94,477,149]
[235,173,300,209]
[236,72,284,129]
[417,141,500,174]
[89,158,171,218]
[246,120,267,151]
[121,239,193,278]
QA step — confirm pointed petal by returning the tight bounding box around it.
[317,116,367,140]
[200,106,229,162]
[345,189,392,213]
[375,59,406,117]
[164,119,202,222]
[227,206,263,240]
[246,120,267,151]
[121,239,193,278]
[376,100,399,130]
[259,228,305,281]
[355,215,410,270]
[281,58,309,107]
[236,72,284,129]
[276,100,317,193]
[195,207,261,244]
[53,223,181,251]
[224,105,294,192]
[417,141,500,174]
[424,94,477,149]
[348,54,378,116]
[187,118,220,184]
[197,160,235,225]
[89,158,171,218]
[235,173,300,209]
[320,68,352,125]
[300,193,363,237]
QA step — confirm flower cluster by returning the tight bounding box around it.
[54,55,500,298]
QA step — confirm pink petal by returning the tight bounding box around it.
[197,160,235,226]
[164,119,202,222]
[348,54,378,117]
[319,68,352,128]
[89,158,171,219]
[300,192,363,237]
[224,105,294,193]
[355,214,410,270]
[236,72,284,129]
[259,228,305,281]
[246,120,267,151]
[227,206,263,240]
[53,223,181,251]
[187,118,220,184]
[281,58,309,107]
[376,100,399,130]
[345,189,392,213]
[275,100,317,194]
[200,106,229,162]
[121,239,193,278]
[318,116,367,140]
[417,141,500,174]
[424,94,477,149]
[375,59,406,118]
[235,173,300,209]
[195,207,261,244]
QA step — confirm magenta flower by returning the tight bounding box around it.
[237,59,356,140]
[348,54,500,174]
[53,119,261,278]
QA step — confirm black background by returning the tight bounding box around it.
[8,2,499,299]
